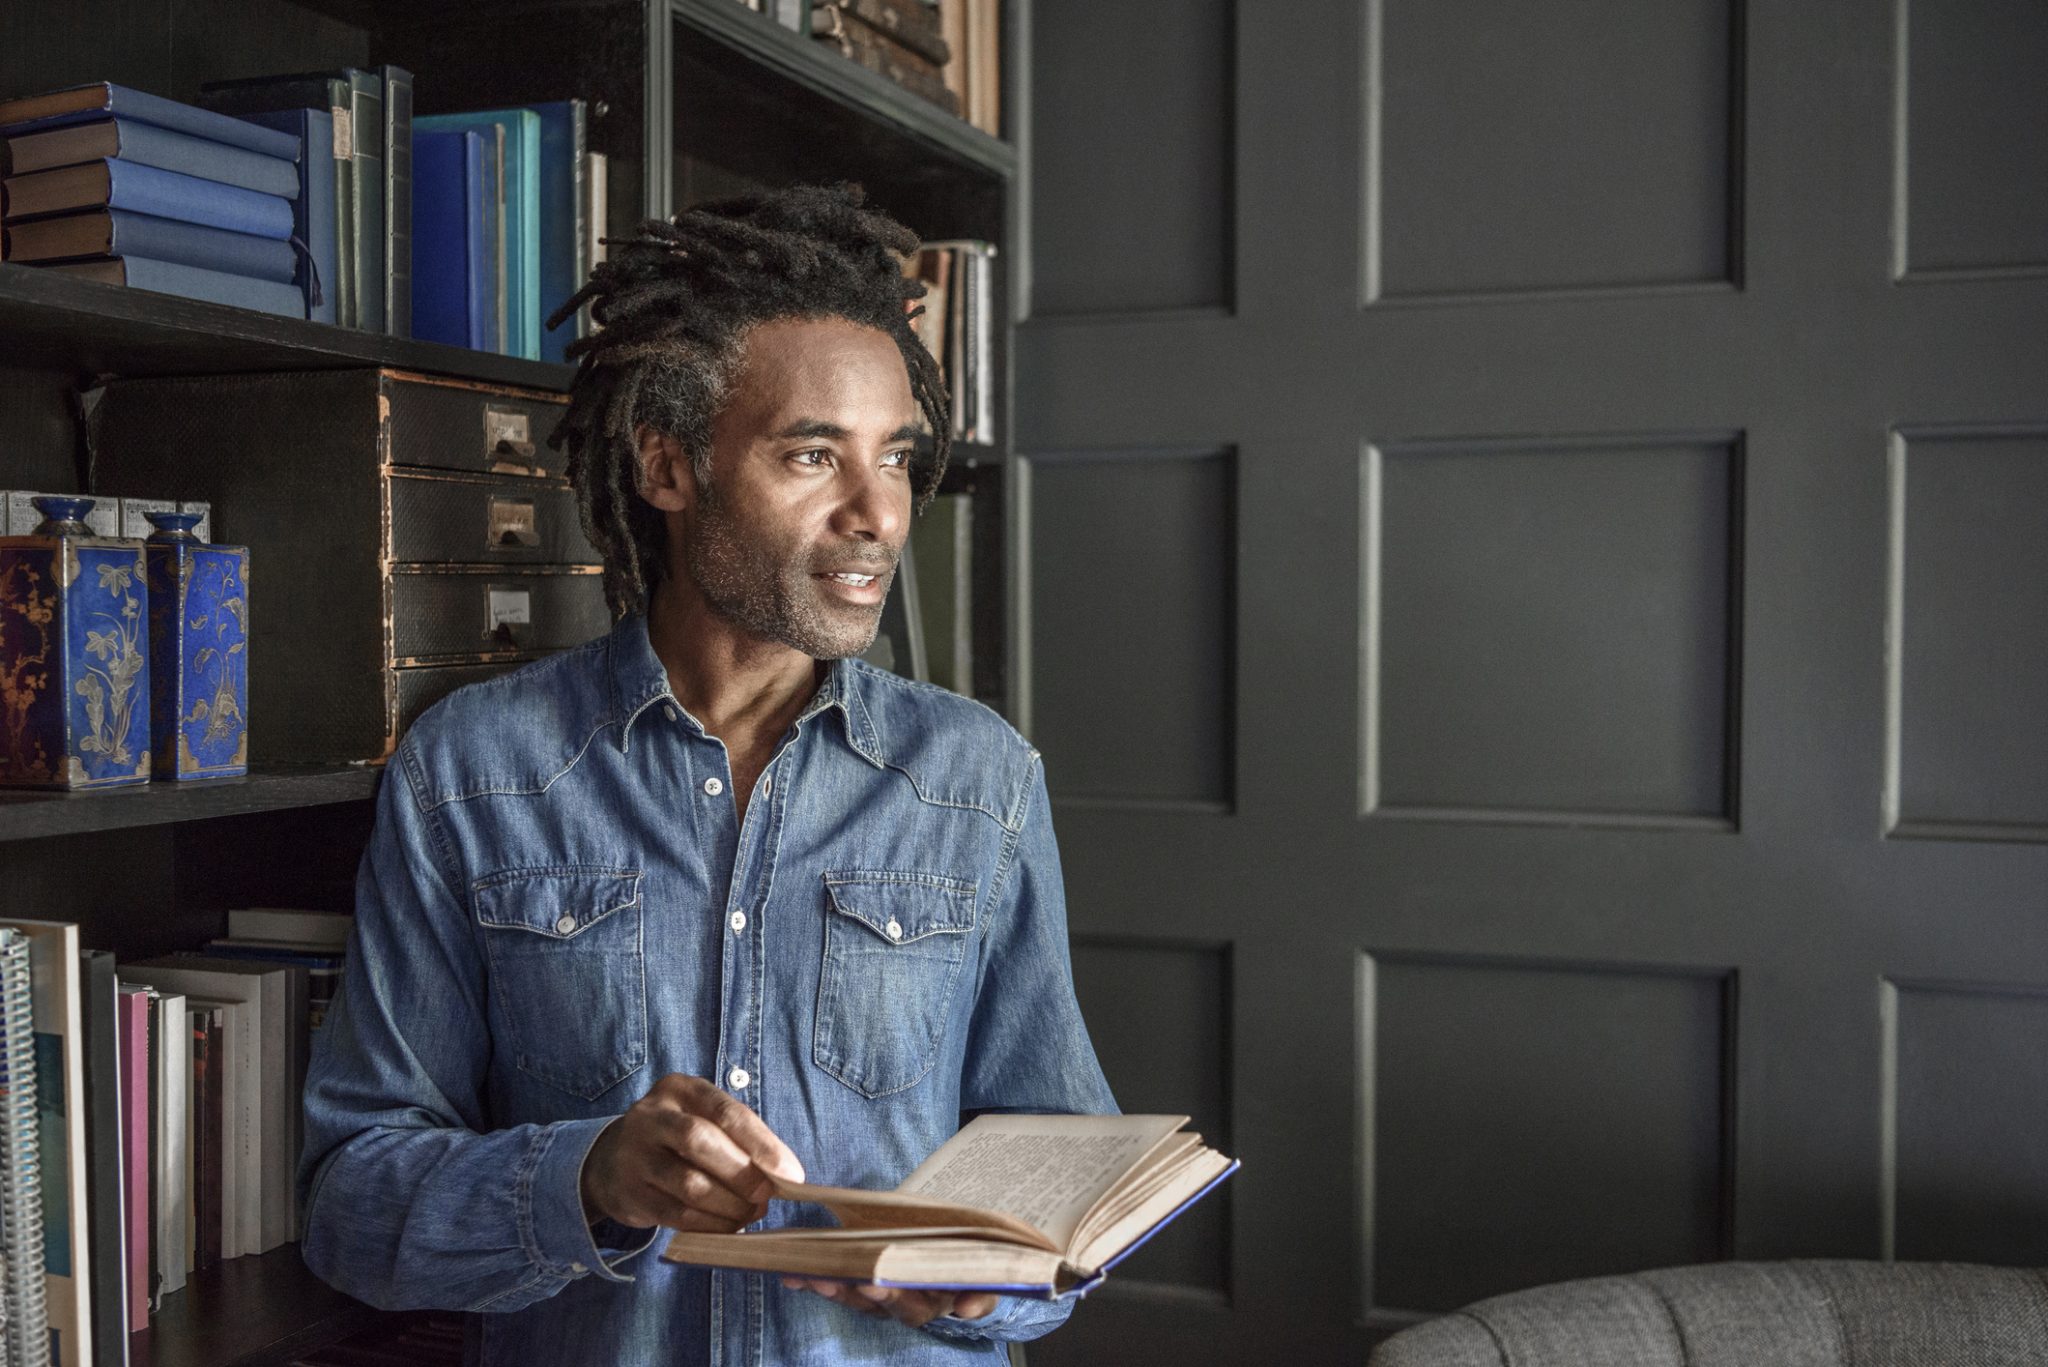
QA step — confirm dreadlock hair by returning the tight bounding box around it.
[544,181,952,620]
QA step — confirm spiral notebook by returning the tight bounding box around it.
[0,927,50,1366]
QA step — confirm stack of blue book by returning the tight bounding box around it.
[0,82,320,320]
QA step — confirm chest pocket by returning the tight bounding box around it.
[473,866,648,1102]
[813,871,978,1099]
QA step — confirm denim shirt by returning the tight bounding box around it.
[298,613,1118,1366]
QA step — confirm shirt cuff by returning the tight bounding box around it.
[527,1115,661,1284]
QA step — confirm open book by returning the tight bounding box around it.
[661,1114,1236,1299]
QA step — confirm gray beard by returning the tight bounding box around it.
[683,486,895,659]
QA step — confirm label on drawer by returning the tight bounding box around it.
[487,496,540,549]
[486,586,532,629]
[484,406,535,470]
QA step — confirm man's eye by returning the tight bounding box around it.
[882,449,913,468]
[793,449,831,466]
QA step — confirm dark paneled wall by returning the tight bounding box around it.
[1018,0,2048,1361]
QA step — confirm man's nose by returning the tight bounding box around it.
[832,463,907,544]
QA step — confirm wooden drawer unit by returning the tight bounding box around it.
[90,369,611,764]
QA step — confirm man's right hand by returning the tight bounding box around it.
[580,1073,806,1232]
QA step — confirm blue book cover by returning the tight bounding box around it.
[51,255,303,318]
[415,109,541,359]
[4,117,298,197]
[412,129,487,349]
[0,82,299,161]
[233,108,338,324]
[5,158,293,239]
[527,100,585,364]
[100,210,294,281]
[478,129,502,355]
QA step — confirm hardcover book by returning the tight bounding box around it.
[412,129,489,350]
[234,107,341,325]
[662,1114,1236,1298]
[48,256,303,319]
[0,83,298,162]
[415,109,541,359]
[2,159,293,240]
[77,948,129,1362]
[3,207,297,282]
[199,70,382,331]
[4,118,299,197]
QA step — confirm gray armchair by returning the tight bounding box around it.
[1368,1260,2048,1367]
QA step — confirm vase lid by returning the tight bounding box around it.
[145,510,206,543]
[29,495,97,536]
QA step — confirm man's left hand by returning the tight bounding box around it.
[781,1276,998,1327]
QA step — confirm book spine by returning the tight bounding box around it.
[117,990,149,1333]
[0,931,49,1367]
[109,121,299,198]
[103,210,297,282]
[77,949,125,1367]
[188,1009,219,1272]
[346,71,384,334]
[569,100,588,345]
[381,66,412,338]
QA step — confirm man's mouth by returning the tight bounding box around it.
[815,571,879,587]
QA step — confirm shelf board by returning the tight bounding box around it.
[0,765,381,844]
[130,1244,384,1367]
[0,263,575,391]
[671,0,1015,181]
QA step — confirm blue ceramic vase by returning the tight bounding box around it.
[0,496,152,788]
[145,511,250,780]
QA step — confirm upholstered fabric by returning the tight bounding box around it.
[1368,1261,2048,1367]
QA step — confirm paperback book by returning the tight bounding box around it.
[662,1114,1235,1298]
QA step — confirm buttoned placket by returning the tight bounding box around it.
[712,705,823,1367]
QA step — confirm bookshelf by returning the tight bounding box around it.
[1,0,1017,1362]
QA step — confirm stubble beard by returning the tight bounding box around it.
[683,484,895,660]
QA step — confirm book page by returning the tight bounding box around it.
[897,1114,1188,1251]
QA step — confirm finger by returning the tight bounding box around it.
[681,1087,807,1184]
[952,1292,1000,1320]
[668,1205,752,1234]
[649,1162,765,1224]
[802,1280,888,1316]
[657,1112,780,1204]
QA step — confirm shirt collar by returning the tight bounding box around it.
[605,613,885,767]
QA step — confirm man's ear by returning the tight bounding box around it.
[635,423,694,514]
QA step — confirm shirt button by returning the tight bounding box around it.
[729,911,747,934]
[554,915,576,935]
[728,1066,751,1090]
[763,776,773,797]
[703,776,724,796]
[569,1261,586,1275]
[885,918,903,941]
[664,704,678,722]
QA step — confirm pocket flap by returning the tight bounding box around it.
[823,872,977,945]
[473,866,642,939]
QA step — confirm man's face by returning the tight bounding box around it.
[675,316,920,659]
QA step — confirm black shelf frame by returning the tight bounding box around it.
[667,0,1014,182]
[0,263,575,390]
[0,766,381,844]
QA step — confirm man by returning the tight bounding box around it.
[298,183,1117,1365]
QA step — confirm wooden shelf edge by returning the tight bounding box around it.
[0,765,382,843]
[0,264,576,391]
[671,0,1015,180]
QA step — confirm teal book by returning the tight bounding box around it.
[415,109,539,359]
